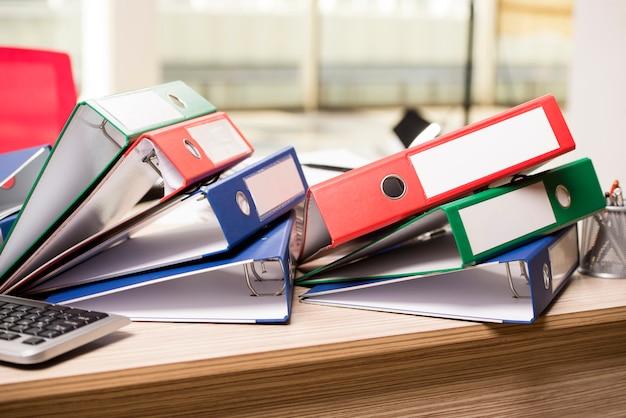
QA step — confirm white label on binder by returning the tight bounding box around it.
[244,156,305,220]
[459,181,556,256]
[409,107,560,198]
[97,91,184,131]
[186,117,251,163]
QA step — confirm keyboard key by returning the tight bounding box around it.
[0,294,129,364]
[0,332,20,341]
[37,329,62,339]
[10,324,31,333]
[24,327,46,336]
[22,337,46,345]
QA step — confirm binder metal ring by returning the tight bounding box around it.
[505,261,530,299]
[243,259,285,297]
[542,262,551,290]
[99,120,123,148]
[142,149,161,177]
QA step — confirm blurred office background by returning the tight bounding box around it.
[0,0,573,109]
[0,0,625,187]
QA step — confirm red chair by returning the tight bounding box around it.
[0,46,77,153]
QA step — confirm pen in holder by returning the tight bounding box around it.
[579,205,626,278]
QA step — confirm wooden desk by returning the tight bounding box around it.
[2,273,626,417]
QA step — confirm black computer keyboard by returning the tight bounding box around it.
[0,294,130,365]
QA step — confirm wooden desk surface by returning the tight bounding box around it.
[2,273,626,417]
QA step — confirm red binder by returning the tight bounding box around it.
[300,94,576,261]
[137,111,253,199]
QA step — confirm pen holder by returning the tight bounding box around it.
[579,206,626,278]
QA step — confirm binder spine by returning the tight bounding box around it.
[91,80,217,134]
[138,112,254,197]
[453,158,604,265]
[207,147,307,247]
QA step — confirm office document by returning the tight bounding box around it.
[300,94,576,261]
[300,225,579,324]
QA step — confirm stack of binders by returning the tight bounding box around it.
[1,85,606,326]
[297,94,606,323]
[0,81,308,324]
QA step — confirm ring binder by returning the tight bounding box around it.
[300,225,579,324]
[22,148,307,295]
[301,95,577,260]
[0,81,219,292]
[2,110,254,293]
[45,214,298,324]
[297,158,604,286]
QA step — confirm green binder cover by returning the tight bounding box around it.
[296,158,605,286]
[0,81,216,291]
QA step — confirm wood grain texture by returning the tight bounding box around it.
[1,273,626,417]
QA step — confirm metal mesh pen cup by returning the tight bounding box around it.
[579,206,626,278]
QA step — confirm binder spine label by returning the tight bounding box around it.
[96,90,184,131]
[459,181,556,256]
[244,155,306,220]
[186,117,251,163]
[408,106,560,198]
